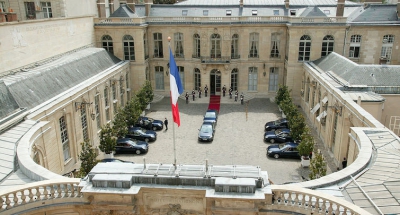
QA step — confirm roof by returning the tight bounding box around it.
[300,6,327,17]
[109,4,138,18]
[0,81,19,119]
[344,91,385,102]
[175,0,359,6]
[312,52,400,87]
[348,4,399,23]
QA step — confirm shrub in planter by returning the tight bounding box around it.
[99,124,116,155]
[275,85,291,108]
[309,148,327,179]
[78,140,98,177]
[297,127,314,159]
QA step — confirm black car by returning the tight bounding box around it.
[115,138,149,155]
[198,122,215,142]
[264,128,293,143]
[265,118,289,131]
[100,158,134,163]
[126,127,157,142]
[203,109,218,125]
[135,116,164,131]
[267,142,300,159]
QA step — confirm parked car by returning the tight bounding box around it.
[126,127,157,142]
[265,118,289,131]
[264,128,293,143]
[100,158,134,163]
[203,109,218,125]
[267,142,300,159]
[134,116,164,131]
[198,122,215,142]
[115,138,149,155]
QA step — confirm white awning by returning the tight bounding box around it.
[310,103,320,114]
[321,96,328,104]
[316,111,327,122]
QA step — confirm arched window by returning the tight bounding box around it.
[298,35,311,61]
[349,35,361,58]
[231,68,238,90]
[248,67,258,91]
[123,35,135,61]
[155,66,164,90]
[210,34,221,58]
[174,32,184,58]
[381,35,394,62]
[231,34,239,59]
[193,34,201,58]
[249,32,259,58]
[102,35,113,54]
[321,35,334,57]
[194,68,201,90]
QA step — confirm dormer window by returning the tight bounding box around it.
[226,10,232,16]
[252,10,257,16]
[203,10,208,16]
[273,10,279,15]
[290,10,296,16]
[182,10,188,16]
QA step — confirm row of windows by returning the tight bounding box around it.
[181,9,304,17]
[102,33,395,62]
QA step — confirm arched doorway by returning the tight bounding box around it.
[210,69,221,95]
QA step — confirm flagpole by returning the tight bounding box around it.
[168,36,177,170]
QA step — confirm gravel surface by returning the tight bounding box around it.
[116,96,310,184]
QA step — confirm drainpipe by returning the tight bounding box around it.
[343,26,350,57]
[105,0,110,18]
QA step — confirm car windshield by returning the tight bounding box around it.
[200,125,213,133]
[205,112,216,118]
[127,140,137,146]
[274,130,282,135]
[136,130,145,135]
[273,119,283,125]
[278,143,286,149]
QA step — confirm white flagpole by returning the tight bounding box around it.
[168,36,177,170]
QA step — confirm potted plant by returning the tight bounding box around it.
[275,85,291,112]
[297,127,314,167]
[309,148,327,179]
[99,124,117,158]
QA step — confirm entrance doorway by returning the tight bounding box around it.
[210,69,221,95]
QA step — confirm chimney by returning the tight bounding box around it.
[285,0,289,9]
[240,0,243,8]
[336,0,345,17]
[127,0,135,12]
[398,2,400,19]
[145,0,153,17]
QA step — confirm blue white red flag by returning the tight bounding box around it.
[169,48,184,126]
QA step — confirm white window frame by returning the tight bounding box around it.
[210,34,221,58]
[80,107,88,141]
[193,34,201,58]
[252,10,257,16]
[59,116,70,161]
[102,35,114,54]
[273,10,279,15]
[381,35,394,62]
[298,35,311,61]
[95,94,101,130]
[0,1,6,13]
[231,68,238,91]
[41,2,52,18]
[226,10,232,16]
[249,32,259,58]
[231,34,239,59]
[104,87,110,122]
[155,66,164,90]
[349,35,361,58]
[194,68,201,91]
[153,33,163,58]
[123,35,135,61]
[174,32,184,58]
[321,35,334,57]
[178,66,185,90]
[268,67,279,92]
[270,33,280,58]
[248,67,258,91]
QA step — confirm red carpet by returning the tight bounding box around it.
[208,95,221,112]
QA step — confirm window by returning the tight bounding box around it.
[120,77,124,106]
[248,67,258,91]
[231,34,239,59]
[0,2,5,13]
[269,67,278,92]
[95,94,101,130]
[306,78,310,103]
[349,35,361,58]
[125,73,129,90]
[381,35,394,61]
[123,35,135,61]
[331,111,339,153]
[316,90,321,116]
[174,32,184,58]
[290,10,296,16]
[144,33,148,59]
[270,33,280,58]
[25,2,36,19]
[104,87,110,121]
[194,68,201,91]
[273,10,279,15]
[203,10,208,16]
[193,34,201,58]
[182,10,188,16]
[178,66,185,90]
[153,33,163,58]
[298,35,311,61]
[112,83,116,100]
[59,116,70,161]
[102,35,114,54]
[210,34,221,58]
[41,2,52,18]
[249,33,259,58]
[80,106,88,141]
[231,69,238,91]
[226,10,232,16]
[252,10,257,16]
[321,35,334,57]
[155,66,164,90]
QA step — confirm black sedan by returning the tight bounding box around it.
[198,122,215,142]
[115,138,149,155]
[203,109,218,125]
[100,158,135,163]
[264,128,293,143]
[267,142,300,159]
[126,127,157,142]
[135,116,164,131]
[265,118,289,131]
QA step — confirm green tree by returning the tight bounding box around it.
[99,124,116,154]
[78,140,98,177]
[275,85,291,108]
[143,80,154,105]
[113,106,128,138]
[309,148,327,179]
[124,98,142,127]
[289,114,306,141]
[297,127,314,158]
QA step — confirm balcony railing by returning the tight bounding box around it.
[231,54,240,59]
[201,56,230,64]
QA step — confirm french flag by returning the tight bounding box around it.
[169,48,184,126]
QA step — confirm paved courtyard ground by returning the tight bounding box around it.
[116,96,312,184]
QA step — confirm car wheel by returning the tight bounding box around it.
[152,127,157,131]
[145,138,150,142]
[270,139,275,144]
[274,154,280,159]
[135,150,141,155]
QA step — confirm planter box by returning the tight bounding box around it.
[301,156,310,167]
[104,153,114,159]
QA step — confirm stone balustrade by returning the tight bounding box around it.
[0,178,83,213]
[270,185,372,215]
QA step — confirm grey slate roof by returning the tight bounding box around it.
[312,52,400,87]
[0,81,19,119]
[300,6,327,17]
[110,4,138,18]
[348,4,398,23]
[176,0,358,6]
[0,48,121,110]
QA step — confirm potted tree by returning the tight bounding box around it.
[297,127,314,167]
[309,148,327,179]
[78,140,98,178]
[275,85,291,112]
[99,124,117,158]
